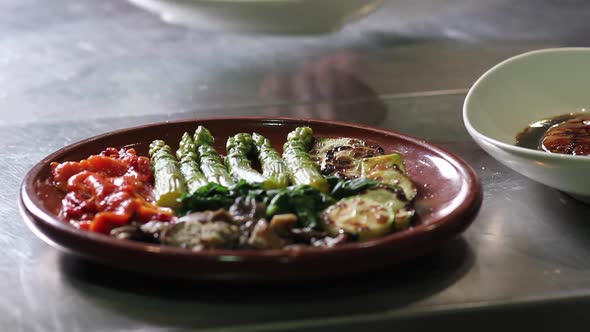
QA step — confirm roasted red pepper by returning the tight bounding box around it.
[51,148,174,234]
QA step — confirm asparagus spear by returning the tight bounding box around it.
[225,133,268,185]
[176,132,209,193]
[148,140,187,208]
[282,127,329,193]
[252,132,290,189]
[193,126,235,187]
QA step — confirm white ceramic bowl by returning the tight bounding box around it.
[127,0,383,34]
[463,48,590,203]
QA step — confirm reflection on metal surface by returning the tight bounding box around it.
[259,52,386,125]
[52,237,474,330]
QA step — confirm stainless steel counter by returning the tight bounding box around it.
[2,0,590,330]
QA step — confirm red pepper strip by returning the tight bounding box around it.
[51,161,83,191]
[135,203,174,224]
[83,155,128,177]
[61,191,97,220]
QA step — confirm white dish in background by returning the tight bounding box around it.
[463,48,590,203]
[127,0,383,34]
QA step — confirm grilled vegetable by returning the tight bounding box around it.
[361,153,417,201]
[310,137,367,169]
[193,126,235,187]
[265,185,334,229]
[322,192,393,241]
[179,180,266,216]
[541,114,590,155]
[329,177,380,199]
[322,187,412,240]
[310,137,384,178]
[225,133,268,185]
[324,146,384,179]
[178,182,234,215]
[148,140,187,208]
[176,133,208,193]
[252,132,290,189]
[282,127,329,193]
[162,218,240,250]
[359,188,415,230]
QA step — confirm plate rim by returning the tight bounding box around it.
[20,116,482,265]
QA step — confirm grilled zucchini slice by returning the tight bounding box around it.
[310,137,383,179]
[361,153,417,201]
[322,187,414,241]
[322,195,392,241]
[310,137,367,166]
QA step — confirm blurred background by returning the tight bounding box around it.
[3,0,587,125]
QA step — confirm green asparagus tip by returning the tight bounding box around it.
[194,126,214,146]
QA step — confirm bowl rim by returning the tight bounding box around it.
[135,0,374,5]
[20,116,482,264]
[463,47,590,161]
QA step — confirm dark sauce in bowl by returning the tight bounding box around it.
[516,113,590,156]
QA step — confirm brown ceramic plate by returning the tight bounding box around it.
[20,117,481,280]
